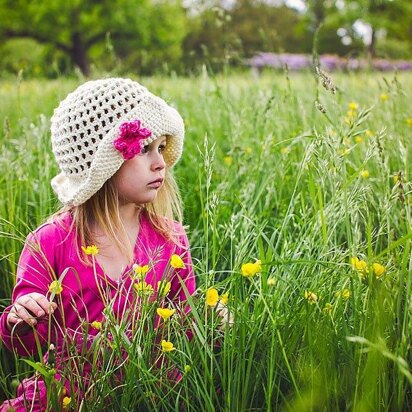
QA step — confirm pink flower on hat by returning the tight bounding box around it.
[113,120,152,160]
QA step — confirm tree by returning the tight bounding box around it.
[0,0,187,76]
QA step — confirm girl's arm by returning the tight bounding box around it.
[0,229,58,356]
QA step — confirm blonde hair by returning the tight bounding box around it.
[49,168,183,266]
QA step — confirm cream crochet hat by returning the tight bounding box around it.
[50,78,184,206]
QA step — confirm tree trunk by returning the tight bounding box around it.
[71,32,90,77]
[367,27,376,61]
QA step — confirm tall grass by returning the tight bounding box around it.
[0,70,411,410]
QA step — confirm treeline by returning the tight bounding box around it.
[0,0,411,77]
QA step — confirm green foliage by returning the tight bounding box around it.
[0,72,412,410]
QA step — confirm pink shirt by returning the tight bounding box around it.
[0,211,195,411]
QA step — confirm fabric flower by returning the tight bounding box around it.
[49,280,63,295]
[113,120,152,160]
[206,288,219,307]
[81,245,99,256]
[170,254,185,269]
[157,307,175,321]
[161,340,175,352]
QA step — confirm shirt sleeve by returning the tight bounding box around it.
[0,226,59,357]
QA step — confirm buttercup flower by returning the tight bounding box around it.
[323,303,333,314]
[304,290,318,304]
[224,156,233,166]
[134,281,154,297]
[170,254,185,269]
[184,365,191,373]
[360,170,369,179]
[157,307,175,321]
[245,147,252,155]
[91,321,102,330]
[62,396,71,408]
[342,289,351,300]
[355,135,364,144]
[351,257,368,272]
[133,264,149,280]
[372,262,385,278]
[161,340,175,352]
[241,260,262,278]
[267,277,276,286]
[48,280,63,295]
[113,120,152,160]
[157,280,172,297]
[220,292,229,305]
[348,102,358,111]
[407,118,412,126]
[380,93,389,101]
[81,245,99,256]
[206,288,219,307]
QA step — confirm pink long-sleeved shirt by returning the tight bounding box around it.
[0,210,196,411]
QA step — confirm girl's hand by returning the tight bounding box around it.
[216,302,234,331]
[6,293,57,333]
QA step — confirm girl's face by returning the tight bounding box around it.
[113,136,167,205]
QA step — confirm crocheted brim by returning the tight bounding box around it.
[51,92,184,206]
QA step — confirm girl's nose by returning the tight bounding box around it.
[151,151,166,171]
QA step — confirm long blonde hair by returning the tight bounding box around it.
[49,168,183,266]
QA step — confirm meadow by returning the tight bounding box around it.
[0,70,411,411]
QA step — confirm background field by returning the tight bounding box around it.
[0,71,411,411]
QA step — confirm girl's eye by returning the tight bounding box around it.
[158,144,166,153]
[141,146,149,154]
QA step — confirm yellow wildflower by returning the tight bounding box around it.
[90,321,102,330]
[348,102,359,111]
[245,147,252,155]
[365,129,374,137]
[393,174,399,184]
[62,396,71,408]
[134,281,154,297]
[360,170,369,179]
[372,262,385,278]
[81,245,99,256]
[133,264,149,280]
[48,280,63,295]
[281,146,290,155]
[304,291,318,304]
[157,280,171,297]
[342,289,351,300]
[161,340,175,352]
[170,254,185,269]
[206,288,219,307]
[406,118,412,126]
[224,156,233,166]
[323,303,333,314]
[184,365,191,373]
[156,307,176,321]
[351,257,368,272]
[379,93,389,101]
[355,135,364,144]
[241,260,262,278]
[347,109,357,118]
[267,277,276,286]
[220,292,229,305]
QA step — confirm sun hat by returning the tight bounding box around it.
[50,78,184,206]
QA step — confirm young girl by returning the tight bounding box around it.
[0,78,197,411]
